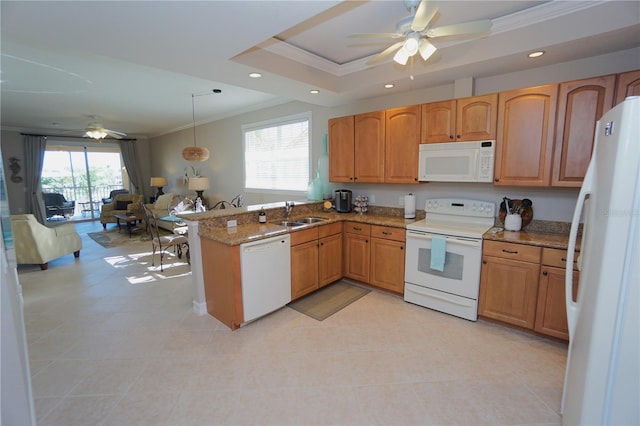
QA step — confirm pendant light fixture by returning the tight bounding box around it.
[182,89,222,162]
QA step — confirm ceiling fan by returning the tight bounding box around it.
[83,117,127,140]
[351,0,492,66]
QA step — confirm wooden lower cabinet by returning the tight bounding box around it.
[343,222,406,294]
[480,242,579,341]
[291,222,342,300]
[319,232,342,287]
[343,230,370,283]
[479,254,541,329]
[291,239,319,300]
[535,265,578,340]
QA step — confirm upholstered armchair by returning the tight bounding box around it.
[10,214,82,270]
[101,189,130,205]
[99,193,144,229]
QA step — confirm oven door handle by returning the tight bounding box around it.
[406,232,481,247]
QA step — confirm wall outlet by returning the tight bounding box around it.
[369,194,375,204]
[227,219,237,228]
[399,196,404,206]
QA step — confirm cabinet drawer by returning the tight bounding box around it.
[290,227,319,246]
[344,222,371,236]
[483,240,541,263]
[371,225,405,242]
[318,222,342,238]
[542,248,579,270]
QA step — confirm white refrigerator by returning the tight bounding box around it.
[562,95,639,425]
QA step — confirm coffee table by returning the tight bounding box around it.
[114,213,144,237]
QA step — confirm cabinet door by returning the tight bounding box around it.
[354,111,385,183]
[478,256,540,328]
[552,75,615,187]
[615,69,640,105]
[369,237,405,294]
[291,240,319,300]
[456,94,498,141]
[421,100,456,143]
[319,233,343,287]
[343,233,370,283]
[494,85,558,186]
[535,265,579,341]
[328,115,355,182]
[385,105,420,183]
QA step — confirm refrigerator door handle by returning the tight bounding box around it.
[566,159,594,339]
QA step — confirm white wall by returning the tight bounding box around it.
[150,47,639,222]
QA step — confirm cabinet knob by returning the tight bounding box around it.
[494,178,500,182]
[449,135,454,140]
[400,246,404,250]
[482,259,487,264]
[456,134,461,139]
[543,271,548,276]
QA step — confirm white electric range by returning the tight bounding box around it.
[404,198,495,321]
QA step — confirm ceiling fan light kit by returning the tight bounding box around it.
[355,0,492,68]
[85,129,108,140]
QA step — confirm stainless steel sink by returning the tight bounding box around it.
[296,217,328,224]
[272,220,306,228]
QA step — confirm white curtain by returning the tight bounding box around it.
[22,135,47,224]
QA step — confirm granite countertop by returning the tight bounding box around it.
[198,210,421,246]
[483,227,575,250]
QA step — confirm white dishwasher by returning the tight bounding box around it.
[240,234,291,323]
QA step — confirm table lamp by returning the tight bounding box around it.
[188,177,210,208]
[150,177,168,198]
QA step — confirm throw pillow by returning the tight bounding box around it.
[154,194,174,211]
[116,200,131,210]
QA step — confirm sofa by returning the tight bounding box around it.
[144,193,185,231]
[11,214,82,270]
[43,192,75,218]
[99,193,145,229]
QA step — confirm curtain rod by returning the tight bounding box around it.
[20,132,137,142]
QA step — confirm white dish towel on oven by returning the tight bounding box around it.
[430,236,446,271]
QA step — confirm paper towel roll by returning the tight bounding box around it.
[404,193,416,219]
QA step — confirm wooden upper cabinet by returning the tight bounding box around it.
[421,100,455,143]
[354,110,385,183]
[494,85,558,187]
[552,75,615,187]
[456,94,498,141]
[328,115,355,182]
[385,105,420,183]
[615,69,640,105]
[421,94,497,143]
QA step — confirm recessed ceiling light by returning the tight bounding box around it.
[249,72,262,78]
[384,84,395,89]
[310,89,320,94]
[528,51,545,58]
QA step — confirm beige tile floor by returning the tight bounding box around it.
[19,220,568,426]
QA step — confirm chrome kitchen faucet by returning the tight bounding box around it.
[285,201,294,219]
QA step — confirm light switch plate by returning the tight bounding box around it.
[227,219,237,228]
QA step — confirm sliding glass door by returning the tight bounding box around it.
[41,143,129,220]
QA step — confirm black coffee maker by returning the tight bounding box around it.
[334,189,352,213]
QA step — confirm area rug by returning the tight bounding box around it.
[87,229,150,248]
[287,280,371,321]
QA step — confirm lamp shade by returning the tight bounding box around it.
[188,177,210,191]
[150,177,167,187]
[182,146,210,162]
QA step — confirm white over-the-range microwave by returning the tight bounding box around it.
[418,140,495,183]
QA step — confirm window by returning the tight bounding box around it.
[243,113,310,193]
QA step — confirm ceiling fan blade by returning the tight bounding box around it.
[366,41,404,65]
[426,19,492,38]
[349,32,403,39]
[411,0,438,32]
[105,129,126,139]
